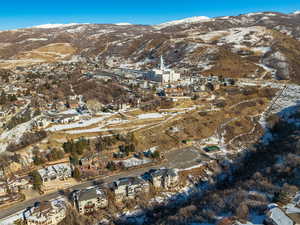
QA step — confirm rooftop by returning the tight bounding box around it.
[77,187,106,201]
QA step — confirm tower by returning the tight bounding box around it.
[160,56,165,71]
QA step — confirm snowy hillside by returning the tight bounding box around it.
[155,16,211,29]
[0,11,300,82]
[31,23,83,29]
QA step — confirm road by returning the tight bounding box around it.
[0,145,208,220]
[0,164,164,220]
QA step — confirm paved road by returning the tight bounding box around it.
[0,164,164,220]
[0,147,213,221]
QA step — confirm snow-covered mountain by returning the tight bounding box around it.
[0,11,300,82]
[31,23,83,29]
[155,16,211,29]
[115,23,132,26]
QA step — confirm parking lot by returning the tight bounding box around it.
[165,146,211,169]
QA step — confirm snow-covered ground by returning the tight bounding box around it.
[115,23,132,26]
[155,16,211,29]
[117,157,152,168]
[0,197,66,225]
[0,211,23,225]
[31,23,83,29]
[46,113,112,132]
[0,120,33,152]
[137,113,163,119]
[270,84,300,116]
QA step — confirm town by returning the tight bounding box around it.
[1,53,299,225]
[0,9,300,224]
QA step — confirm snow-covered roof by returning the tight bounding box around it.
[267,207,294,225]
[38,163,71,178]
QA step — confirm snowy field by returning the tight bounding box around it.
[46,114,112,132]
[137,113,163,119]
[117,157,152,168]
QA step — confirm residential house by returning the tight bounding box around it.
[80,153,100,167]
[67,99,79,109]
[0,111,5,117]
[264,205,294,225]
[7,176,32,193]
[0,181,7,196]
[32,116,51,129]
[74,187,108,215]
[38,163,72,183]
[111,176,150,202]
[164,87,184,97]
[23,199,66,225]
[149,168,179,190]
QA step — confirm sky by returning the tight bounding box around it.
[0,0,300,30]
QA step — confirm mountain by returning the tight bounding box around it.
[31,23,84,29]
[155,16,211,29]
[0,11,300,82]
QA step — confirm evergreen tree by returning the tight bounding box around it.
[29,170,43,191]
[73,167,81,180]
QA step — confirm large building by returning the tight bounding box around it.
[149,168,179,190]
[38,163,72,183]
[145,56,181,84]
[23,199,66,225]
[110,176,150,202]
[73,187,108,215]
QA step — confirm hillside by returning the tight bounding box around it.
[0,11,300,82]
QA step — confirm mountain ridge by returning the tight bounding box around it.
[0,11,300,82]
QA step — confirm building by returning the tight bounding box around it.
[38,163,72,183]
[149,168,179,190]
[164,87,184,97]
[145,56,181,84]
[73,187,108,215]
[111,176,150,202]
[7,175,32,192]
[264,205,294,225]
[23,199,66,225]
[0,181,7,196]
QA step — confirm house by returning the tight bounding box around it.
[164,87,184,97]
[23,199,66,225]
[7,176,32,192]
[149,168,179,190]
[56,114,78,124]
[32,116,51,129]
[67,99,79,109]
[0,181,7,196]
[0,111,5,117]
[38,163,72,183]
[111,176,150,202]
[264,205,294,225]
[73,187,108,215]
[80,153,99,166]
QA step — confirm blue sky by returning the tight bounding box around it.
[0,0,300,30]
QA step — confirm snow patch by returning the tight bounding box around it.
[31,23,85,29]
[155,16,210,29]
[137,113,163,119]
[115,23,132,26]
